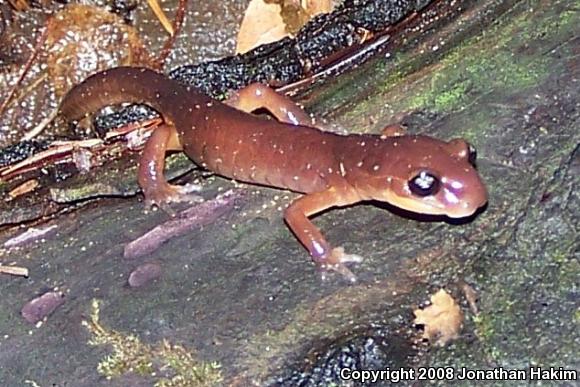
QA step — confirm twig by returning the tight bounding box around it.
[0,265,29,277]
[21,107,58,141]
[154,0,188,70]
[0,26,48,116]
[9,71,48,109]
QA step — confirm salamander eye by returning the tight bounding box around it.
[409,171,440,197]
[467,143,477,166]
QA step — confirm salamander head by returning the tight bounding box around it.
[364,136,488,218]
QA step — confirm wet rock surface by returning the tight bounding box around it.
[0,0,578,386]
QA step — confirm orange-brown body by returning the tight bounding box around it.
[60,67,487,281]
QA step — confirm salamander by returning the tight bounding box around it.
[59,67,488,281]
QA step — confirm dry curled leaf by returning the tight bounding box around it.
[45,4,150,98]
[236,0,334,54]
[414,289,463,346]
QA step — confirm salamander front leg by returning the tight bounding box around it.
[138,124,202,210]
[284,188,363,282]
[225,83,313,126]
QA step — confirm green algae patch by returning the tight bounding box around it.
[83,299,222,386]
[396,31,550,115]
[335,0,576,128]
[403,0,577,114]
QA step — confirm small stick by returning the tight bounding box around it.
[0,26,48,116]
[0,265,29,277]
[21,108,58,141]
[154,0,188,70]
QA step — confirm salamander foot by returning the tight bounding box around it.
[144,183,204,214]
[318,247,363,283]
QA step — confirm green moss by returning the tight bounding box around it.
[164,153,192,169]
[552,250,579,294]
[472,313,494,342]
[408,79,470,112]
[401,47,549,114]
[83,299,222,386]
[83,300,154,378]
[371,1,578,117]
[155,341,222,387]
[312,0,577,135]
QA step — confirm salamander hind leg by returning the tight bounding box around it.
[284,188,363,282]
[225,83,314,126]
[138,124,203,212]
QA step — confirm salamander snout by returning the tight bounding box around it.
[439,138,488,217]
[367,136,488,218]
[399,166,487,218]
[436,173,488,218]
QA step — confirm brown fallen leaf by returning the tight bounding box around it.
[45,4,150,98]
[0,4,152,146]
[414,289,463,346]
[8,0,29,12]
[303,0,333,16]
[236,0,334,54]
